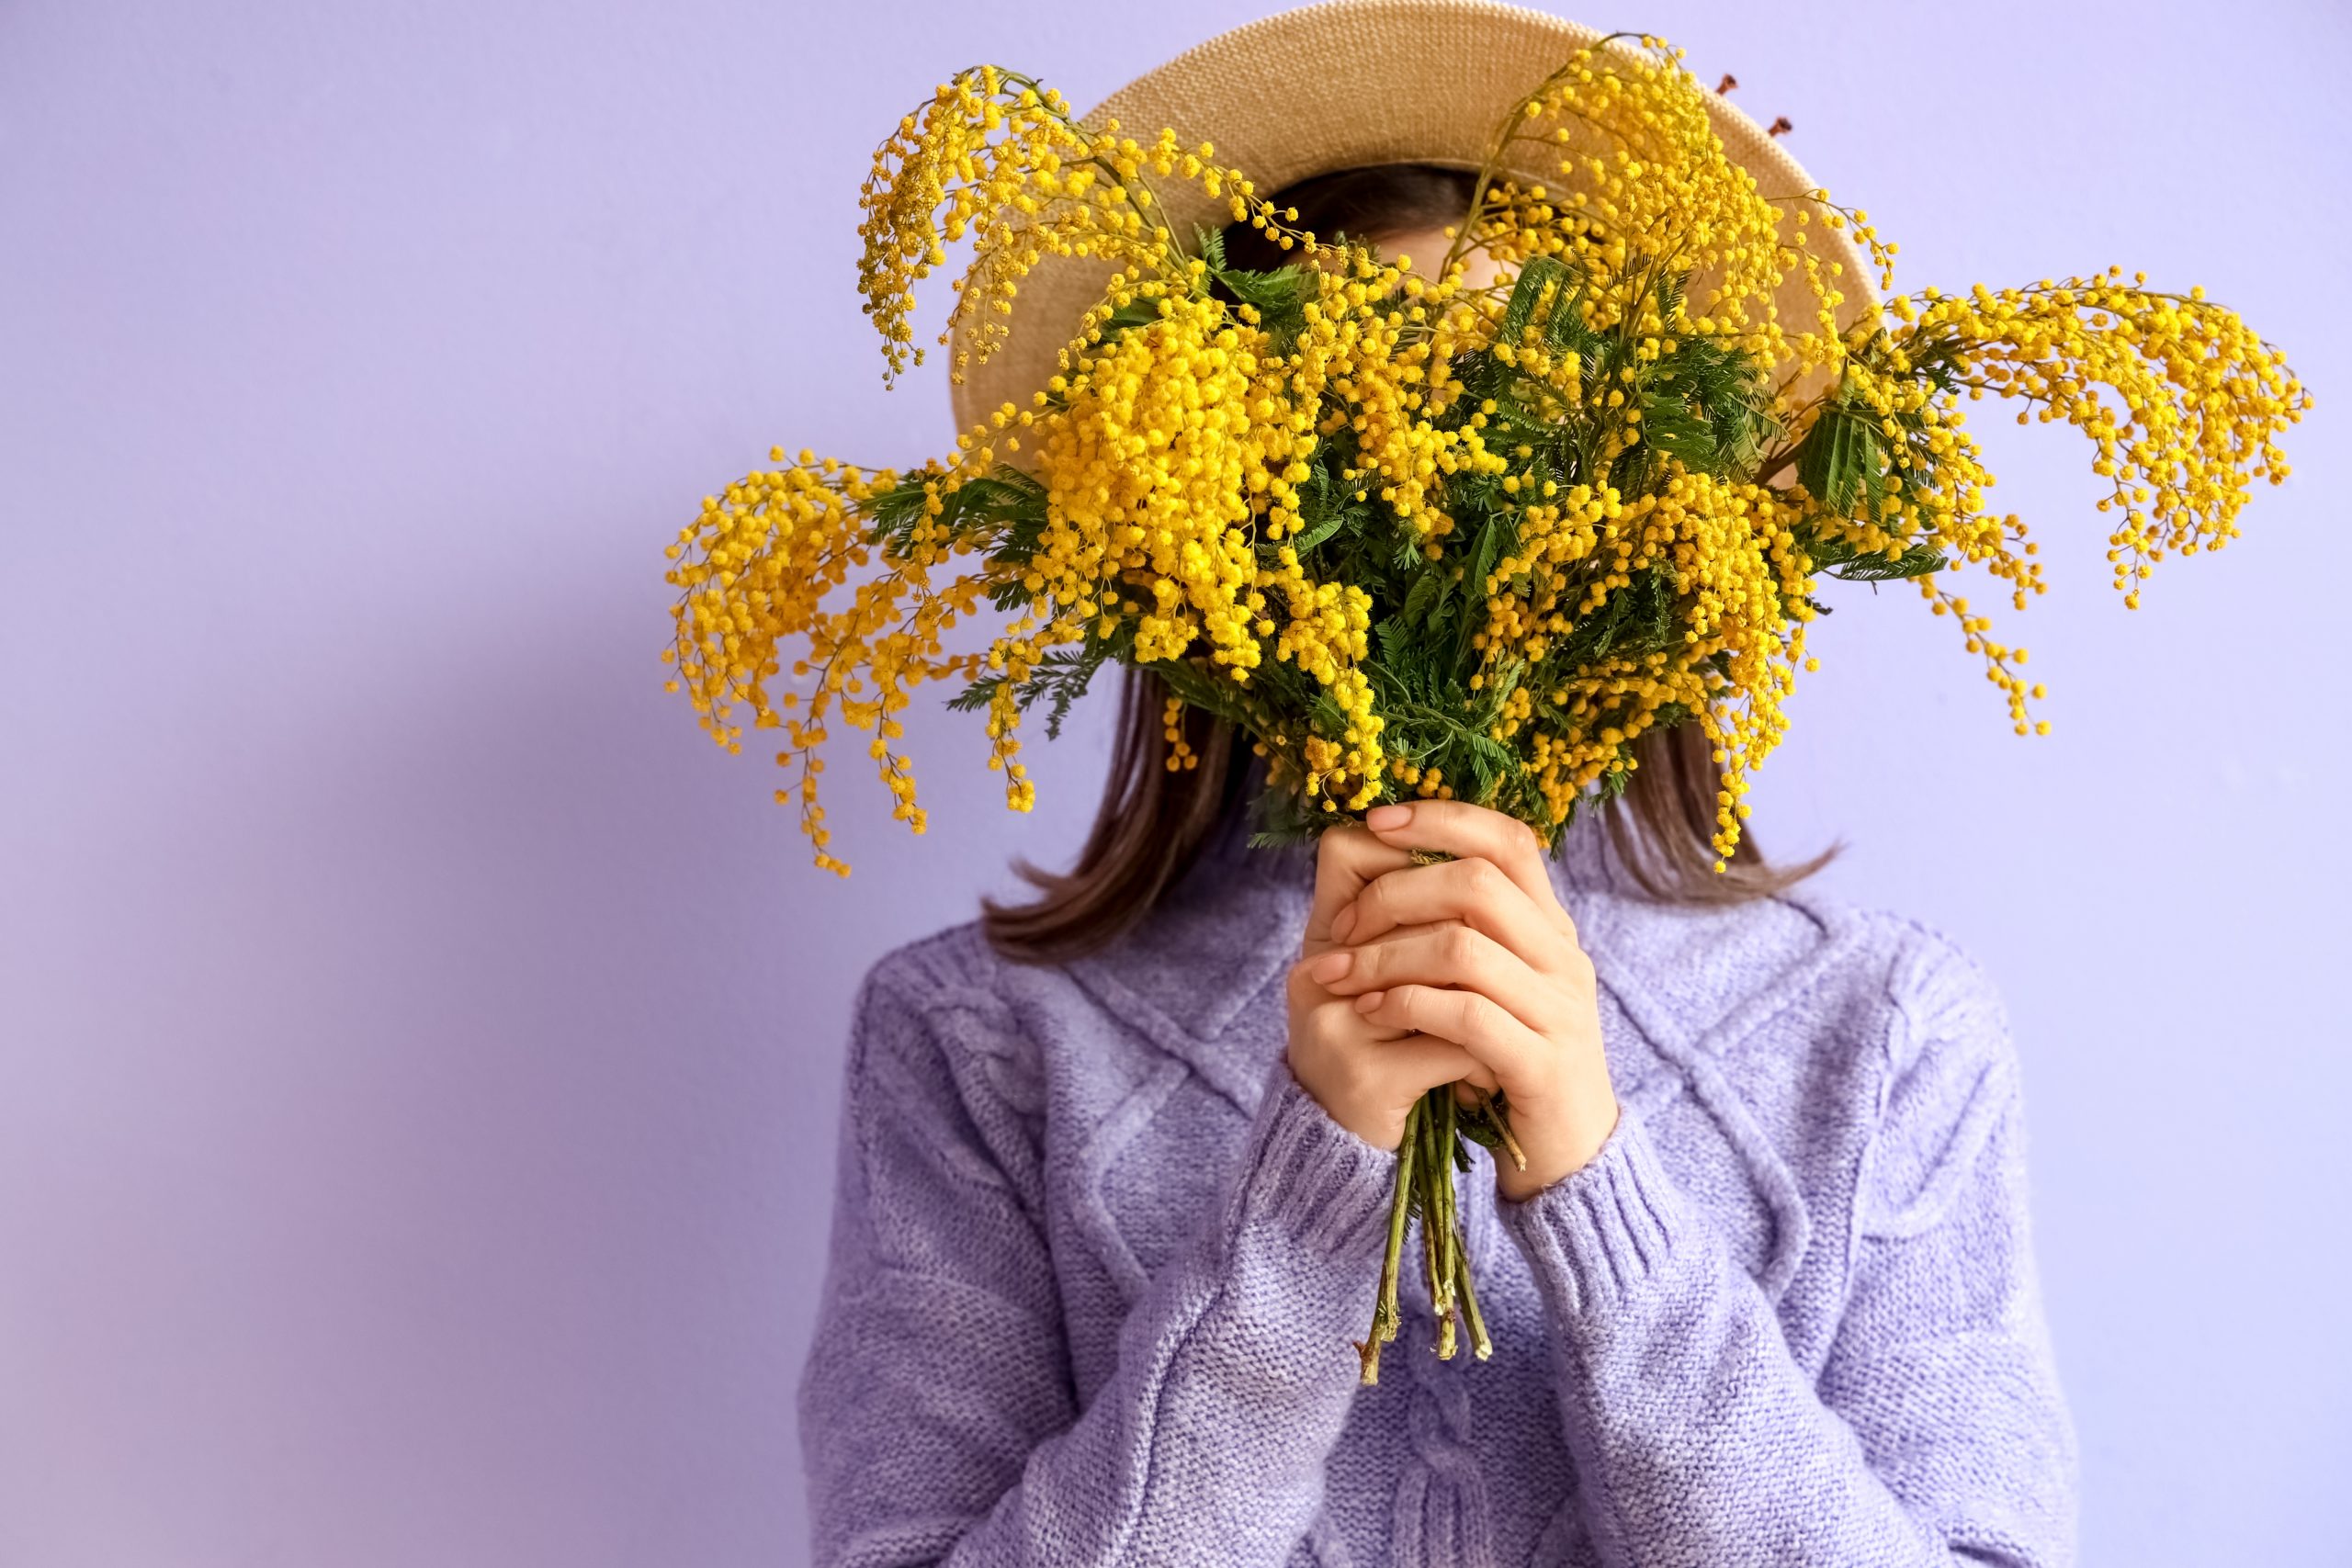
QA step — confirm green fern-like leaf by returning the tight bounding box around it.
[1828,543,1946,581]
[1792,394,1883,516]
[1499,254,1569,345]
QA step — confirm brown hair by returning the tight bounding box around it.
[982,164,1837,964]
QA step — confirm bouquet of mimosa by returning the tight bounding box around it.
[660,32,2305,1380]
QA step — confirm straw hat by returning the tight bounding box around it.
[947,0,1876,439]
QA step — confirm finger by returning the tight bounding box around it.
[1350,983,1551,1086]
[1451,1072,1504,1108]
[1342,855,1576,967]
[1302,998,1483,1108]
[1309,920,1560,1036]
[1373,1032,1487,1102]
[1306,824,1419,948]
[1363,799,1563,917]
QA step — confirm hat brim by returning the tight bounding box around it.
[946,0,1877,440]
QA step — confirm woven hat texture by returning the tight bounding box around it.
[948,0,1876,438]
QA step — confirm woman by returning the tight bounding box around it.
[797,8,2078,1565]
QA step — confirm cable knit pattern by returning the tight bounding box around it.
[798,812,2079,1567]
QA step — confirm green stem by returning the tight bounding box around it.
[1430,1086,1448,1306]
[1419,1101,1449,1358]
[1453,1227,1493,1361]
[1385,1108,1418,1349]
[1356,1088,1510,1377]
[1430,1088,1461,1359]
[1357,1100,1420,1386]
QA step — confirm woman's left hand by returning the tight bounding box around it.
[1303,798,1619,1201]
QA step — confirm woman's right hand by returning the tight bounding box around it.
[1283,824,1489,1149]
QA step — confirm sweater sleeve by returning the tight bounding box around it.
[797,946,1396,1568]
[1497,932,2078,1568]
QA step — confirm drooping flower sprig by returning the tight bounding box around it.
[661,32,2307,1374]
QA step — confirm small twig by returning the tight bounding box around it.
[1477,1089,1528,1172]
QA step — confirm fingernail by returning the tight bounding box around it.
[1352,989,1385,1013]
[1329,905,1358,944]
[1308,950,1352,984]
[1365,803,1412,831]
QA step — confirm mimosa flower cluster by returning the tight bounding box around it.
[662,37,2306,883]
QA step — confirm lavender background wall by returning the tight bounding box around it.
[4,1,2345,1562]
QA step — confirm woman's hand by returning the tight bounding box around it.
[1283,799,1618,1201]
[1284,816,1482,1155]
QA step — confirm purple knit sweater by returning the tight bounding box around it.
[798,812,2078,1566]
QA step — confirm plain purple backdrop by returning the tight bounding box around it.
[3,1,2346,1563]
